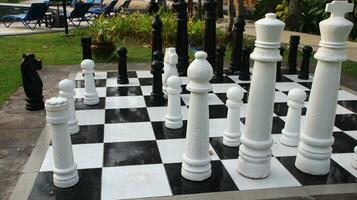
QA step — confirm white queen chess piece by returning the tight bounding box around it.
[59,79,79,135]
[236,13,285,179]
[295,0,354,175]
[81,59,99,105]
[45,97,79,188]
[280,88,306,147]
[181,51,213,181]
[223,86,244,147]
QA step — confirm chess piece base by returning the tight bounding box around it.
[280,129,299,147]
[53,166,79,188]
[25,97,44,111]
[84,95,99,105]
[181,154,211,181]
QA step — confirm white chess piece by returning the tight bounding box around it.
[81,59,99,105]
[59,79,79,135]
[236,13,284,179]
[45,97,79,188]
[181,51,213,181]
[295,1,354,175]
[280,89,306,147]
[165,75,183,129]
[162,48,179,99]
[352,146,357,169]
[223,86,244,147]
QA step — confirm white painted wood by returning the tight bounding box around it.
[165,75,183,129]
[81,59,99,105]
[162,48,179,99]
[295,1,354,175]
[59,79,79,135]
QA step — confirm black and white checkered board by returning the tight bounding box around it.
[29,70,357,200]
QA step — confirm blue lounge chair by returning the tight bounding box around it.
[88,0,118,16]
[67,2,93,27]
[1,3,49,30]
[87,0,104,6]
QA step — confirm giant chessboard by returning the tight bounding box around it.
[29,70,357,200]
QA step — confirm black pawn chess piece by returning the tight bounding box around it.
[151,15,163,62]
[212,45,226,82]
[276,47,285,82]
[20,53,44,110]
[227,15,245,75]
[203,0,217,70]
[287,35,300,74]
[81,37,92,60]
[151,51,164,99]
[239,47,251,81]
[117,47,129,84]
[173,0,189,75]
[298,45,313,80]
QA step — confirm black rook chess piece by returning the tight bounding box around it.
[203,0,217,70]
[227,15,245,75]
[276,47,284,82]
[151,15,163,62]
[173,0,189,75]
[151,51,164,98]
[287,35,300,74]
[298,45,313,80]
[81,37,92,60]
[213,45,226,82]
[117,47,129,84]
[20,53,44,110]
[239,47,251,81]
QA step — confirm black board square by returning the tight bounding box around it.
[209,105,228,119]
[75,79,106,88]
[332,132,357,153]
[105,108,150,123]
[107,71,137,78]
[106,86,142,96]
[338,100,357,113]
[139,78,153,86]
[152,121,187,139]
[71,125,104,144]
[75,98,105,110]
[334,114,357,131]
[210,137,239,160]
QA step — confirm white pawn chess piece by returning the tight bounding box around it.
[352,146,357,169]
[223,86,244,147]
[165,75,183,129]
[181,51,213,181]
[236,13,284,179]
[59,79,79,135]
[280,89,306,147]
[81,59,99,105]
[162,47,179,99]
[295,1,354,175]
[45,97,79,188]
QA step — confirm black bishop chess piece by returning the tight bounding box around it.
[117,47,129,84]
[151,51,164,99]
[151,15,163,62]
[212,45,226,82]
[239,47,251,81]
[20,53,44,110]
[287,35,300,74]
[298,45,313,80]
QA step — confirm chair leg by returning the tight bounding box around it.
[3,19,16,28]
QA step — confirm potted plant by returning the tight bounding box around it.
[89,16,116,58]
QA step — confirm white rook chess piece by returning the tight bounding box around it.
[163,47,179,99]
[295,1,354,175]
[165,75,183,129]
[59,79,79,135]
[81,59,99,105]
[181,51,213,181]
[280,89,306,147]
[352,146,357,169]
[223,86,244,147]
[45,97,79,188]
[236,13,284,179]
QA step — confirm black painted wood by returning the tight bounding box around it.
[117,47,129,84]
[287,35,300,74]
[203,0,217,71]
[212,45,226,82]
[151,51,164,98]
[227,16,245,75]
[151,15,163,63]
[298,45,313,80]
[239,47,251,81]
[81,37,92,60]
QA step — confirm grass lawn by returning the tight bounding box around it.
[0,32,356,106]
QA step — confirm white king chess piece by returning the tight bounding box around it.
[236,13,284,179]
[295,0,354,175]
[163,47,179,99]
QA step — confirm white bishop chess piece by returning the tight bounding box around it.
[81,59,99,105]
[163,47,179,99]
[236,13,285,179]
[295,0,354,175]
[181,51,213,181]
[59,79,79,135]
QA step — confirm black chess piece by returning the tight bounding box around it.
[148,0,160,14]
[117,47,129,84]
[298,45,313,80]
[151,15,163,63]
[226,15,245,75]
[239,47,251,81]
[276,47,285,82]
[287,35,300,74]
[151,51,164,99]
[216,0,224,18]
[173,0,189,76]
[203,0,217,70]
[20,53,44,110]
[81,37,92,60]
[212,45,226,82]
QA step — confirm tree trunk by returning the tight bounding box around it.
[285,0,300,31]
[226,0,235,32]
[234,0,245,17]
